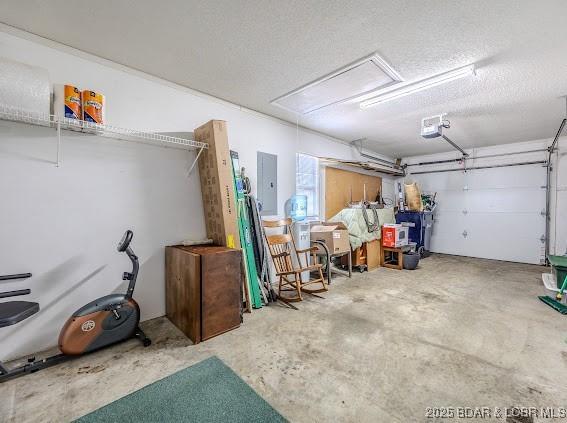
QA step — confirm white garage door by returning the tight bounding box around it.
[414,164,546,264]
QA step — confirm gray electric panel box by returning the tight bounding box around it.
[257,151,278,215]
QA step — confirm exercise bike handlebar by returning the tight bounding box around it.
[0,273,32,281]
[0,289,31,299]
[0,274,33,299]
[117,230,133,252]
[116,229,139,299]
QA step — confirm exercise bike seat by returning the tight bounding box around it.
[0,301,39,328]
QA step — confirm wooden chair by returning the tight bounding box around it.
[262,218,328,302]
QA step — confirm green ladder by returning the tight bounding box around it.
[230,150,263,309]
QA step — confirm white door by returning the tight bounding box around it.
[414,164,546,264]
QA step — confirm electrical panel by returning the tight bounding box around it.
[257,151,278,215]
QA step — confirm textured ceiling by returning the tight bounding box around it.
[1,0,567,157]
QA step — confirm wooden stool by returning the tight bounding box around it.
[381,246,403,270]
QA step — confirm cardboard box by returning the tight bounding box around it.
[382,223,408,248]
[194,120,240,249]
[310,222,350,254]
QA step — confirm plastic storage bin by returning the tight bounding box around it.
[549,255,567,289]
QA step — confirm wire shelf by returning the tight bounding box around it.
[0,104,208,151]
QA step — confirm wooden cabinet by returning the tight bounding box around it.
[324,167,382,219]
[165,245,242,344]
[341,239,381,271]
[365,240,381,270]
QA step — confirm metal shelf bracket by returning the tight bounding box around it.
[187,145,205,177]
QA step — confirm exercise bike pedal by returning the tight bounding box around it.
[134,326,151,347]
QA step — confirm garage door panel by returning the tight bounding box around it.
[430,211,468,256]
[464,213,545,264]
[430,190,469,213]
[416,172,466,192]
[466,166,546,189]
[465,188,545,214]
[413,162,546,264]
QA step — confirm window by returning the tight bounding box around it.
[296,153,319,218]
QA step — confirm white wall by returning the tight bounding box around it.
[550,135,567,256]
[403,137,566,264]
[0,29,397,360]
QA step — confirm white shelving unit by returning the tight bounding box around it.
[0,104,208,171]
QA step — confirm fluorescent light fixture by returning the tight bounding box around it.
[359,64,475,109]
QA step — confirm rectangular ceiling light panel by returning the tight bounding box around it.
[271,54,403,114]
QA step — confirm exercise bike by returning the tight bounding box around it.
[0,230,151,383]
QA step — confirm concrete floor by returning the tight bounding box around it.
[1,254,566,422]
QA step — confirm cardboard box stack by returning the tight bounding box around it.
[194,120,240,249]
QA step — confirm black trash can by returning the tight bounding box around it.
[403,252,420,270]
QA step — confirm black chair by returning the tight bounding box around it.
[0,274,39,328]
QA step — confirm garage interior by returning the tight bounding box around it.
[1,2,567,422]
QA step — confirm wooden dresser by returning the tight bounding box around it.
[165,245,242,344]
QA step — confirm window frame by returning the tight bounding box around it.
[295,153,320,219]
